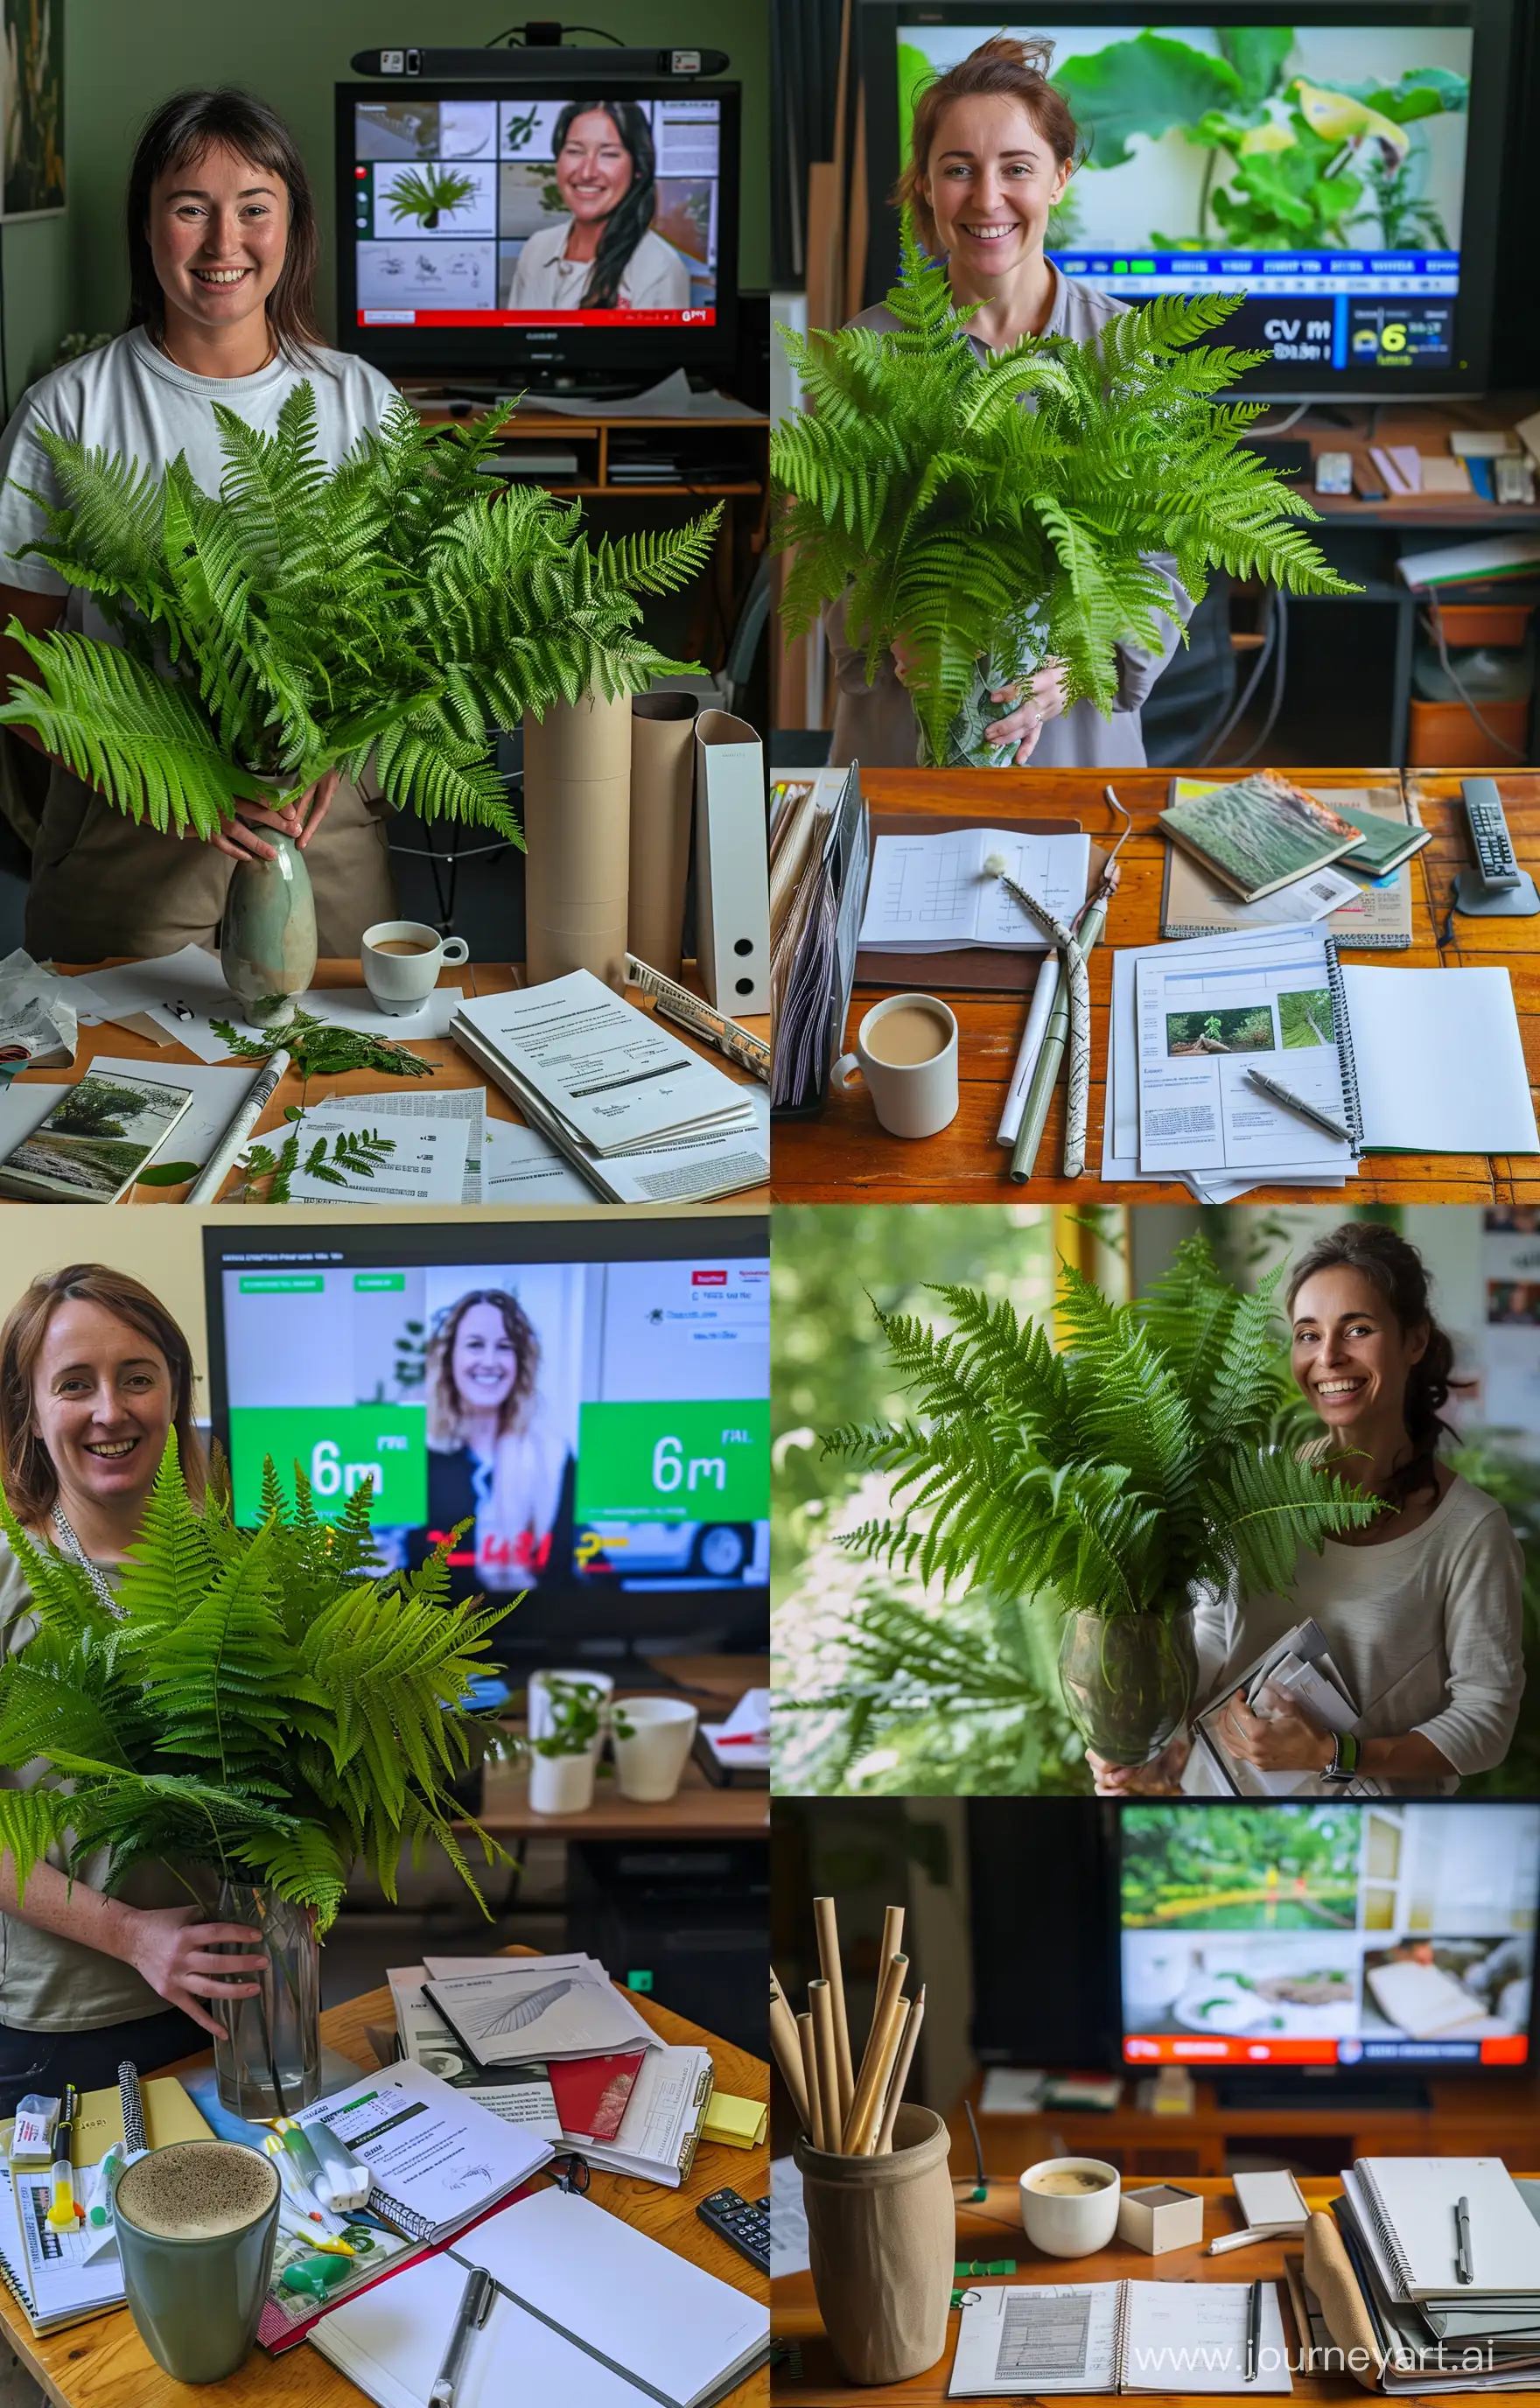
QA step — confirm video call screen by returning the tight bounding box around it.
[1119,1802,1539,2067]
[213,1241,768,1599]
[898,19,1475,375]
[351,91,723,328]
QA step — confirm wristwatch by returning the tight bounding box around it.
[1322,1732,1361,1783]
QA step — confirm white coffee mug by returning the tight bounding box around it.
[833,993,959,1140]
[1019,2157,1122,2258]
[361,920,470,1016]
[612,1698,700,1802]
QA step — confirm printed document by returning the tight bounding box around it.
[858,827,1090,952]
[1134,935,1353,1180]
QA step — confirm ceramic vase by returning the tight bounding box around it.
[220,831,318,1027]
[1056,1602,1198,1767]
[612,1698,700,1802]
[522,689,632,987]
[208,1880,321,2119]
[795,2106,956,2385]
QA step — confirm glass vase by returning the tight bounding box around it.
[1056,1604,1198,1768]
[211,1882,321,2121]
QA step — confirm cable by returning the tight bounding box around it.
[1415,586,1530,762]
[485,19,624,42]
[1218,591,1290,768]
[1251,399,1312,434]
[1193,591,1278,766]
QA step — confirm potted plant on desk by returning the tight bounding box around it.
[524,1677,608,1816]
[0,1440,509,2118]
[0,387,718,1016]
[771,217,1355,767]
[822,1237,1377,1764]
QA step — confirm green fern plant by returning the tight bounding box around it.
[0,1435,510,1930]
[0,383,719,837]
[388,165,479,229]
[822,1237,1381,1760]
[772,216,1357,765]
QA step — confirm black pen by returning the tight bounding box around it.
[1456,2195,1474,2285]
[429,2264,495,2407]
[1246,2276,1264,2384]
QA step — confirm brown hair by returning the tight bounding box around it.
[895,34,1083,253]
[1285,1223,1457,1505]
[126,87,325,363]
[427,1290,540,1451]
[0,1265,206,1525]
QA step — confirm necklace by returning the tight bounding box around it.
[50,1506,122,1615]
[156,324,276,375]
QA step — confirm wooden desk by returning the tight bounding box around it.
[0,1954,769,2408]
[769,765,1540,1207]
[772,2173,1530,2404]
[13,960,768,1210]
[480,1654,768,1838]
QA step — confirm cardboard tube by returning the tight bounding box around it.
[628,695,696,980]
[844,1988,909,2157]
[874,1987,927,2156]
[770,1970,811,2134]
[849,1942,908,2139]
[810,1978,844,2156]
[799,2011,825,2152]
[813,1896,856,2130]
[872,1907,905,2051]
[522,687,632,989]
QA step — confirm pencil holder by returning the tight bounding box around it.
[794,2105,955,2384]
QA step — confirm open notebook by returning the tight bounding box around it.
[950,2280,1292,2396]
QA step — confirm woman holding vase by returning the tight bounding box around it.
[0,87,400,963]
[826,35,1193,770]
[0,1265,268,2114]
[1091,1222,1525,1799]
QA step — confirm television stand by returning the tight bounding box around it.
[440,371,682,405]
[1215,2076,1432,2112]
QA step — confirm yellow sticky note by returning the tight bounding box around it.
[701,2091,767,2150]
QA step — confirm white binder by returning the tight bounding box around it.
[694,709,770,1016]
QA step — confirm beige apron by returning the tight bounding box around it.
[25,766,398,963]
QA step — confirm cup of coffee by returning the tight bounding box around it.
[360,919,470,1016]
[833,994,959,1140]
[1019,2156,1122,2258]
[113,2139,281,2384]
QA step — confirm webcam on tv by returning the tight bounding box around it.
[353,41,731,77]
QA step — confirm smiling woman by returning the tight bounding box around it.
[0,1264,270,2115]
[1094,1222,1526,1801]
[0,86,402,966]
[412,1287,572,1601]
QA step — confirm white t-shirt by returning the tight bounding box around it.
[508,221,691,312]
[0,328,397,647]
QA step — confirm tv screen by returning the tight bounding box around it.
[1119,1802,1540,2069]
[859,3,1512,393]
[336,81,739,380]
[203,1217,768,1654]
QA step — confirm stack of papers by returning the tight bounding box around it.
[388,1964,562,2134]
[452,970,767,1204]
[569,2045,714,2188]
[423,1950,661,2068]
[1189,1619,1376,1798]
[699,1684,770,1774]
[770,765,867,1112]
[858,827,1090,953]
[1329,2160,1540,2390]
[72,943,464,1061]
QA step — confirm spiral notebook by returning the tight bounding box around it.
[950,2280,1292,2395]
[1345,2160,1540,2304]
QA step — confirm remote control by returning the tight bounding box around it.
[697,2186,770,2276]
[1463,777,1522,891]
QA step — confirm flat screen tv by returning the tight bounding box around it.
[1118,1801,1540,2071]
[856,1,1515,395]
[334,80,740,388]
[202,1215,768,1661]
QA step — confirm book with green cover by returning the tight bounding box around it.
[1328,804,1432,878]
[1158,771,1362,901]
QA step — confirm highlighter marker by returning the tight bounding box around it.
[46,2084,80,2229]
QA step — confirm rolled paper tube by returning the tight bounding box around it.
[874,1986,928,2156]
[846,1988,909,2158]
[875,1908,906,2022]
[798,2011,826,2152]
[522,686,633,989]
[1009,897,1110,1183]
[628,695,696,980]
[810,1979,844,2155]
[1061,897,1110,1180]
[844,1952,909,2152]
[814,1895,856,2129]
[770,1976,811,2135]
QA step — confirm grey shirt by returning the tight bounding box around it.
[825,266,1194,771]
[1181,1471,1525,1796]
[0,1536,180,2031]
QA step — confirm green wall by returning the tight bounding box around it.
[19,0,765,382]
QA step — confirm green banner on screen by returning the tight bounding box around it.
[575,1400,768,1523]
[228,1404,426,1525]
